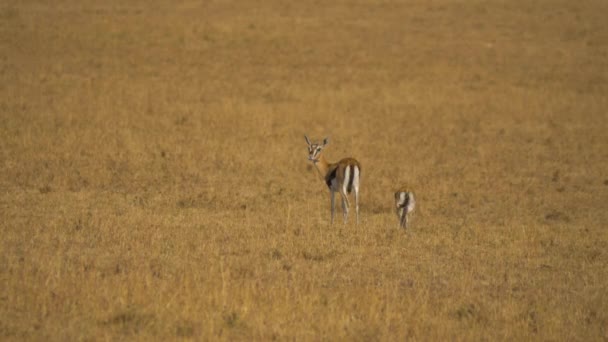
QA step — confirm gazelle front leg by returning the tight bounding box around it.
[330,190,336,225]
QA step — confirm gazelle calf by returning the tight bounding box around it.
[395,187,415,229]
[305,136,361,224]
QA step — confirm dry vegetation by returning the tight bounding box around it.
[1,0,608,340]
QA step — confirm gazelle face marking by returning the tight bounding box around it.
[305,136,329,162]
[307,144,323,162]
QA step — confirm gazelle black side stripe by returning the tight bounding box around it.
[325,167,338,189]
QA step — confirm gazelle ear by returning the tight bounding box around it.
[323,137,330,146]
[305,135,312,145]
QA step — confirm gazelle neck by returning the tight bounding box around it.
[312,153,331,180]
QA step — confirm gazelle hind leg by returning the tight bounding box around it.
[330,190,335,225]
[354,189,359,225]
[400,209,407,229]
[353,166,360,225]
[341,165,351,224]
[340,191,349,224]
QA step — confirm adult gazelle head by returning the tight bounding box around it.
[305,135,329,163]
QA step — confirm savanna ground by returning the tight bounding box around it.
[1,0,608,340]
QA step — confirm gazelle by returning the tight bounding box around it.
[305,136,361,224]
[394,187,415,229]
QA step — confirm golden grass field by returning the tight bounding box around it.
[1,0,608,340]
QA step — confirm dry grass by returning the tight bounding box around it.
[1,0,608,340]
